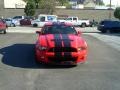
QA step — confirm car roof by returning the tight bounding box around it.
[44,22,73,26]
[101,20,120,22]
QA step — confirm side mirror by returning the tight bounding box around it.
[77,31,82,36]
[36,31,41,34]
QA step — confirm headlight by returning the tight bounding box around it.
[78,47,85,51]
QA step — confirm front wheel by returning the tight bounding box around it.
[11,23,15,27]
[3,30,6,34]
[106,29,111,34]
[101,30,106,33]
[33,24,38,27]
[81,23,86,28]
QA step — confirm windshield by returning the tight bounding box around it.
[42,25,77,34]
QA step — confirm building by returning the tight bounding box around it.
[0,0,26,18]
[4,0,26,8]
[84,0,96,9]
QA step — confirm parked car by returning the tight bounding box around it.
[20,19,31,26]
[35,22,87,65]
[89,20,98,27]
[97,20,120,33]
[20,16,34,26]
[0,19,7,34]
[31,14,57,27]
[13,16,24,20]
[4,18,16,27]
[12,16,25,26]
[58,17,90,27]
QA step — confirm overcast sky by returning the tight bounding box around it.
[103,0,120,6]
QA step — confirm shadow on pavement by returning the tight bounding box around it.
[0,44,75,69]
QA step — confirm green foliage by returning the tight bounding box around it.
[57,0,69,6]
[65,3,72,9]
[23,0,70,14]
[106,4,114,7]
[23,0,41,8]
[99,1,104,5]
[24,0,36,16]
[39,0,56,14]
[96,1,105,6]
[114,7,120,20]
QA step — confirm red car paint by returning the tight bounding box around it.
[35,22,87,65]
[0,19,7,34]
[20,19,31,26]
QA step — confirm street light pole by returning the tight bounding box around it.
[109,0,112,20]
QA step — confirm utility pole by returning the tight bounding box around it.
[109,0,112,20]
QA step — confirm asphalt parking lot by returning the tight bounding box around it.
[0,27,120,90]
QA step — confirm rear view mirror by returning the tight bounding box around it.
[36,31,41,34]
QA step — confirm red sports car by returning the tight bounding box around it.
[0,19,7,34]
[35,22,87,65]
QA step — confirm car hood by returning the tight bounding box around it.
[37,34,86,48]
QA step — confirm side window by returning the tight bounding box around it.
[73,18,77,21]
[40,17,45,22]
[47,16,53,21]
[13,16,22,19]
[66,18,72,21]
[18,16,22,19]
[100,21,104,25]
[6,19,11,21]
[113,21,120,27]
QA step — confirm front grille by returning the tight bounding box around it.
[48,47,77,52]
[48,57,77,63]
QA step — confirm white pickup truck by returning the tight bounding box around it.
[31,14,57,27]
[58,16,90,27]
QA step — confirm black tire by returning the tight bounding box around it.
[3,30,6,34]
[101,30,106,33]
[11,23,15,27]
[81,23,86,28]
[106,29,111,34]
[90,24,95,27]
[35,51,44,65]
[33,24,38,27]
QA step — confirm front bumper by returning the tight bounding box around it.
[35,49,87,65]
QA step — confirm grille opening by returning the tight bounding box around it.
[48,47,77,52]
[48,57,77,63]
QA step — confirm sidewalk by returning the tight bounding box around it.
[6,26,99,33]
[6,26,41,33]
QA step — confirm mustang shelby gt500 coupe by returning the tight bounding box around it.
[35,22,87,65]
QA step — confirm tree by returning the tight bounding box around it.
[23,0,41,8]
[114,7,120,20]
[39,0,56,14]
[24,0,36,16]
[96,1,105,6]
[23,0,70,15]
[98,1,105,5]
[57,0,69,6]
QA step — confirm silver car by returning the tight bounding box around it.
[4,18,16,27]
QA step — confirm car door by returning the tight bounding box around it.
[5,19,12,26]
[113,21,119,31]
